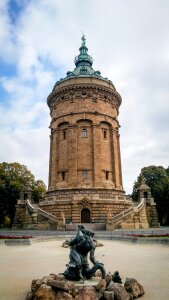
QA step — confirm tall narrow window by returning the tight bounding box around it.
[105,171,109,180]
[61,172,66,181]
[63,129,66,140]
[82,128,87,137]
[82,170,87,179]
[103,129,107,139]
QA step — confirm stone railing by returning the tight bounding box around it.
[26,199,35,213]
[112,198,145,225]
[37,207,58,223]
[26,199,58,224]
[134,198,145,212]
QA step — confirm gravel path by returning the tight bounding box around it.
[0,240,169,300]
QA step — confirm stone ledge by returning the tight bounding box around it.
[4,239,31,246]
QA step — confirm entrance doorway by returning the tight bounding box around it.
[81,208,90,223]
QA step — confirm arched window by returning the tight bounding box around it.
[144,192,148,198]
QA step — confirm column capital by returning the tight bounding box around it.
[68,124,78,129]
[52,128,59,133]
[92,123,101,128]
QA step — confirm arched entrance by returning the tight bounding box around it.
[144,191,148,198]
[81,208,90,223]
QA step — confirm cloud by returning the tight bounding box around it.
[0,1,18,63]
[0,0,169,193]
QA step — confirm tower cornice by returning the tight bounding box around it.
[47,82,122,109]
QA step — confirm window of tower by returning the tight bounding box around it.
[105,171,109,180]
[61,172,66,181]
[82,128,87,137]
[63,129,66,140]
[103,129,107,139]
[82,170,88,179]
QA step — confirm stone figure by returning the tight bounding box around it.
[81,33,86,46]
[107,210,112,224]
[63,225,106,282]
[59,211,65,225]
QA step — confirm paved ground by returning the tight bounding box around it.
[0,240,169,300]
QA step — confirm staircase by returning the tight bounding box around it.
[111,198,147,228]
[26,199,147,230]
[26,199,58,228]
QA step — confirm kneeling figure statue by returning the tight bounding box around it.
[63,225,106,282]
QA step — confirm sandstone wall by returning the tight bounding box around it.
[48,77,123,192]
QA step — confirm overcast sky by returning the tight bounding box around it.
[0,0,169,194]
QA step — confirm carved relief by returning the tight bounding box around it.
[48,85,121,110]
[79,197,93,209]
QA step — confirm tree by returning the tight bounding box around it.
[166,166,169,177]
[0,162,46,227]
[132,165,169,225]
[33,180,47,203]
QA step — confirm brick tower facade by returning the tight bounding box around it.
[40,35,132,224]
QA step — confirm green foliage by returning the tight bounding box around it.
[33,180,47,203]
[0,162,46,227]
[166,166,169,177]
[4,215,10,227]
[132,165,169,224]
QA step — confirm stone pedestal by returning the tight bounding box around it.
[57,224,66,231]
[146,200,160,227]
[106,223,114,231]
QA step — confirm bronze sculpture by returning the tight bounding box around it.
[63,225,106,282]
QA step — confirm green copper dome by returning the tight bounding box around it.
[55,35,113,86]
[66,34,102,78]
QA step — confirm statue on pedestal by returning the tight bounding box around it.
[59,211,65,225]
[107,211,112,224]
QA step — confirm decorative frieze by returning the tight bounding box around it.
[48,85,121,114]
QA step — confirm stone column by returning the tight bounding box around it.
[110,127,120,188]
[48,130,53,189]
[92,123,102,187]
[50,128,59,189]
[20,191,25,201]
[68,124,78,186]
[55,129,60,186]
[27,191,32,201]
[116,131,123,189]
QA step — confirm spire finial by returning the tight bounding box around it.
[81,34,86,46]
[74,34,93,67]
[66,35,102,79]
